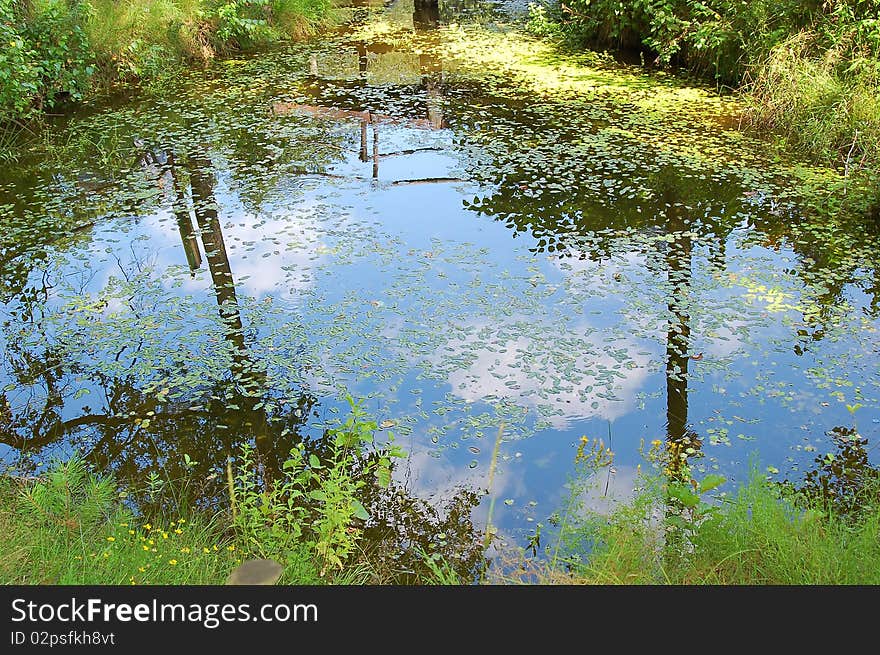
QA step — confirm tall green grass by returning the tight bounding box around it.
[0,451,337,584]
[83,0,203,87]
[0,458,243,584]
[84,0,338,87]
[6,451,879,585]
[0,399,407,585]
[745,23,880,174]
[551,468,880,585]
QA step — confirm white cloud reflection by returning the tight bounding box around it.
[440,320,652,428]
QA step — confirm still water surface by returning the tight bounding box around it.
[1,0,878,572]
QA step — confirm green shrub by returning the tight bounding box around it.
[0,0,336,124]
[0,0,94,120]
[745,13,880,175]
[231,396,405,577]
[533,0,880,198]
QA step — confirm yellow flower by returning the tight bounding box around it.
[106,537,116,542]
[203,547,210,554]
[168,559,178,566]
[144,523,152,530]
[174,529,182,535]
[138,567,146,573]
[213,545,219,551]
[177,519,186,524]
[119,523,128,527]
[148,539,155,545]
[651,439,662,447]
[128,530,135,535]
[162,532,168,539]
[227,545,235,551]
[180,547,191,554]
[142,545,150,551]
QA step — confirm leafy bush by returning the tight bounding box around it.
[0,0,336,124]
[204,0,274,50]
[745,5,880,173]
[533,0,880,196]
[0,0,94,120]
[545,0,823,84]
[232,396,405,577]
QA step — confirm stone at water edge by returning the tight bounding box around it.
[225,559,284,585]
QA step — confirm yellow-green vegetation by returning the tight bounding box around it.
[84,0,336,86]
[0,458,245,584]
[0,399,405,585]
[10,430,879,585]
[511,436,880,585]
[562,473,880,584]
[0,0,337,122]
[0,452,357,584]
[348,17,872,215]
[527,0,880,212]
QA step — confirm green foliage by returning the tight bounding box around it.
[201,0,335,49]
[84,0,194,86]
[231,396,405,577]
[17,456,116,534]
[745,15,880,177]
[686,470,880,584]
[0,0,94,121]
[524,2,563,40]
[552,461,880,584]
[534,0,880,200]
[204,0,275,49]
[418,549,464,585]
[0,455,239,584]
[545,0,825,83]
[0,0,336,125]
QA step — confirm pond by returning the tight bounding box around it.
[2,0,879,576]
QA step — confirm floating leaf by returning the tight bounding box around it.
[698,474,726,494]
[350,499,370,521]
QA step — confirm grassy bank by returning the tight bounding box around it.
[0,455,327,585]
[6,432,880,585]
[0,0,336,123]
[527,0,880,213]
[551,472,880,584]
[511,434,880,585]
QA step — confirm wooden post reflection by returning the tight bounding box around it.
[372,114,379,179]
[360,119,369,162]
[187,155,247,357]
[181,153,279,481]
[419,52,445,130]
[660,203,704,565]
[357,42,368,76]
[169,153,202,273]
[664,214,696,481]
